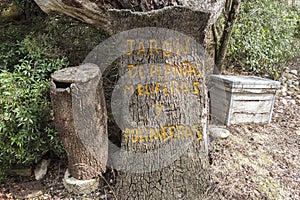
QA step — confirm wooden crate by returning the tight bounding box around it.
[209,75,280,125]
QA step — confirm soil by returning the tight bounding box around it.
[207,93,300,199]
[0,71,299,200]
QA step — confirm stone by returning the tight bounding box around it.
[290,70,298,76]
[209,127,231,139]
[283,72,294,79]
[290,99,296,105]
[63,169,99,194]
[286,79,293,86]
[281,86,287,96]
[290,84,299,91]
[296,129,300,136]
[287,91,294,96]
[34,159,51,180]
[281,76,287,82]
[281,98,288,105]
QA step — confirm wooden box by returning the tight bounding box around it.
[209,75,280,125]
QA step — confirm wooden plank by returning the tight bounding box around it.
[231,100,273,113]
[210,75,280,89]
[210,98,230,109]
[210,90,230,116]
[231,88,278,94]
[210,83,231,92]
[211,86,278,94]
[232,93,274,101]
[211,81,279,93]
[232,84,280,89]
[210,88,231,101]
[210,85,232,126]
[230,113,270,124]
[210,110,228,124]
[210,90,230,103]
[210,103,228,115]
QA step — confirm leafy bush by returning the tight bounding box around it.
[0,33,68,178]
[228,0,300,79]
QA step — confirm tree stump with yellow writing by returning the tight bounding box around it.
[111,31,210,199]
[36,0,226,198]
[50,64,108,180]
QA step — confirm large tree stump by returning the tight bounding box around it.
[35,0,226,198]
[113,31,209,199]
[50,64,108,180]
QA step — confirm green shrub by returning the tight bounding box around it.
[228,0,300,79]
[0,34,68,178]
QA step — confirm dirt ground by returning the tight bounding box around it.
[207,92,300,200]
[0,71,299,199]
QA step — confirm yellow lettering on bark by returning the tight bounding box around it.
[132,128,139,143]
[193,124,203,141]
[128,64,137,79]
[162,40,172,57]
[123,128,131,142]
[181,81,190,94]
[124,85,134,95]
[149,39,160,55]
[126,39,134,55]
[174,37,190,56]
[150,64,157,77]
[137,41,146,55]
[137,84,144,96]
[196,63,202,77]
[193,81,201,94]
[186,125,193,139]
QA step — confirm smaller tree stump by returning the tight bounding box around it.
[50,64,108,180]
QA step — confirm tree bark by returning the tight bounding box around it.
[33,0,225,34]
[36,0,226,198]
[214,0,241,74]
[106,29,208,199]
[50,64,108,180]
